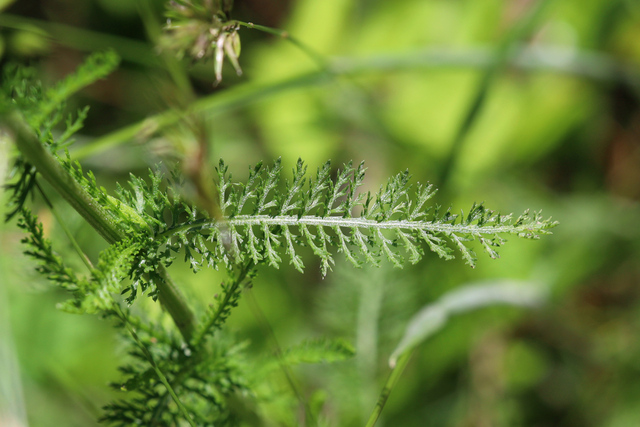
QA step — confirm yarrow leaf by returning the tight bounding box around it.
[142,159,557,276]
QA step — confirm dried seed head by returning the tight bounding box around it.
[160,0,242,85]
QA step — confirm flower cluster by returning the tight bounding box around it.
[161,0,241,84]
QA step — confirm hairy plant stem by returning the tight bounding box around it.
[4,112,197,341]
[7,114,123,242]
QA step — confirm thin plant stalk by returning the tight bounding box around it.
[235,20,329,71]
[364,350,413,427]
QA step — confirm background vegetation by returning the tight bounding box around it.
[1,0,639,426]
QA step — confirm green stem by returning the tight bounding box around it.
[155,267,196,341]
[4,112,197,342]
[364,350,413,427]
[235,20,329,71]
[8,113,124,243]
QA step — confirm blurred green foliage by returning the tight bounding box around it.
[1,0,639,426]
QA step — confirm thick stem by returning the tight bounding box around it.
[4,112,196,341]
[7,113,124,243]
[156,267,196,341]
